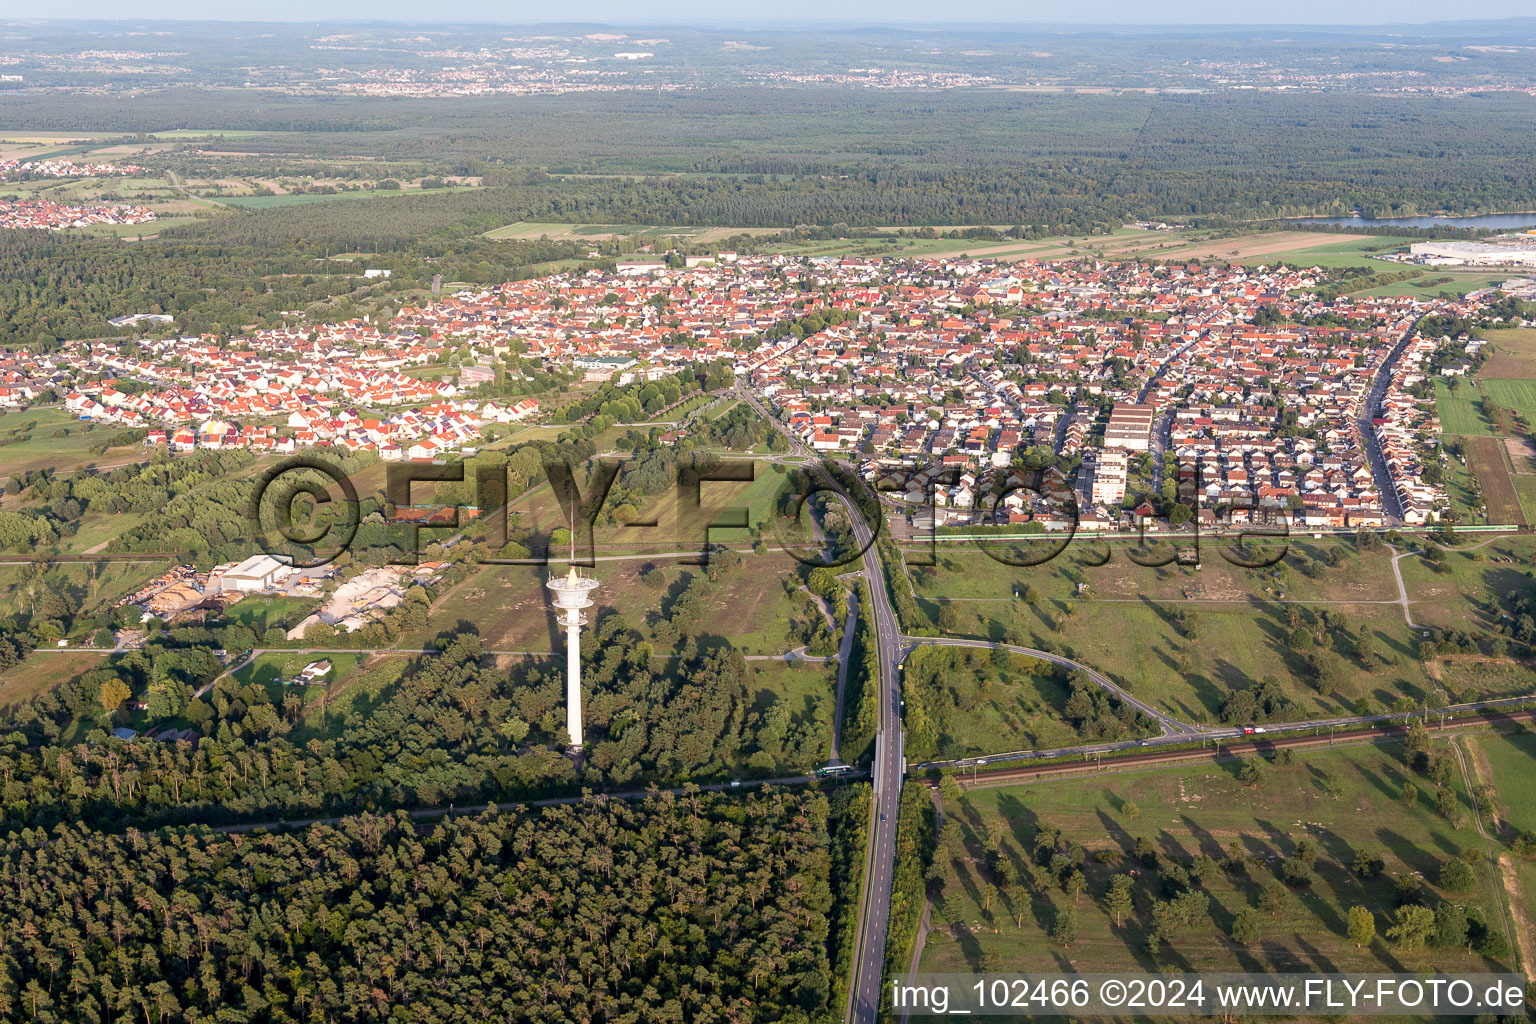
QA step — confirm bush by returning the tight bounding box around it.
[1352,848,1386,878]
[1281,856,1314,887]
[1437,857,1477,893]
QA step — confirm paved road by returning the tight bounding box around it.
[1139,336,1197,493]
[1387,544,1422,630]
[1358,315,1425,524]
[737,384,905,1024]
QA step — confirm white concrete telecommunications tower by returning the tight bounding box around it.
[546,538,599,751]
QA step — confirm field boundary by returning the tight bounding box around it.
[1464,434,1527,526]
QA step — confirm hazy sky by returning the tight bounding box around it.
[28,0,1536,25]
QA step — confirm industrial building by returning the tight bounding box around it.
[214,554,288,593]
[1408,238,1536,268]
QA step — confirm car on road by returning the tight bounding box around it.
[729,780,741,788]
[1137,739,1149,746]
[1241,726,1256,736]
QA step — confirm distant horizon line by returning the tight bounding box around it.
[11,14,1536,30]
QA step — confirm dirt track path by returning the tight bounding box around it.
[1449,735,1533,980]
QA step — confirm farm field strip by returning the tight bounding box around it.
[1463,435,1527,527]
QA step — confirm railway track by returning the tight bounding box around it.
[928,708,1536,790]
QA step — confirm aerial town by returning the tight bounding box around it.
[9,15,1536,1023]
[38,252,1522,530]
[0,156,144,181]
[0,196,156,230]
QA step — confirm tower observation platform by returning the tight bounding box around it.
[546,564,600,750]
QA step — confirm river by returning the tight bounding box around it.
[1292,213,1536,229]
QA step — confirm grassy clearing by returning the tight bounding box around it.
[402,550,805,656]
[915,739,1514,998]
[590,461,795,556]
[897,539,1482,722]
[1394,535,1536,629]
[231,651,367,688]
[1436,380,1494,437]
[1471,727,1536,836]
[907,537,1399,607]
[288,653,417,744]
[742,658,837,770]
[1464,727,1536,981]
[219,595,320,636]
[0,408,143,476]
[0,651,110,708]
[0,561,170,630]
[219,185,481,210]
[1445,456,1492,524]
[906,646,1145,761]
[1480,328,1536,379]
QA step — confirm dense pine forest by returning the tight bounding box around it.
[3,89,1535,345]
[0,789,855,1023]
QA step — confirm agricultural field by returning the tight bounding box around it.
[1480,379,1536,425]
[1480,328,1536,379]
[1462,436,1526,527]
[1436,380,1496,437]
[1436,328,1536,525]
[1130,230,1416,268]
[913,739,1519,1001]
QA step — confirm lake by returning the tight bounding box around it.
[1292,213,1536,229]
